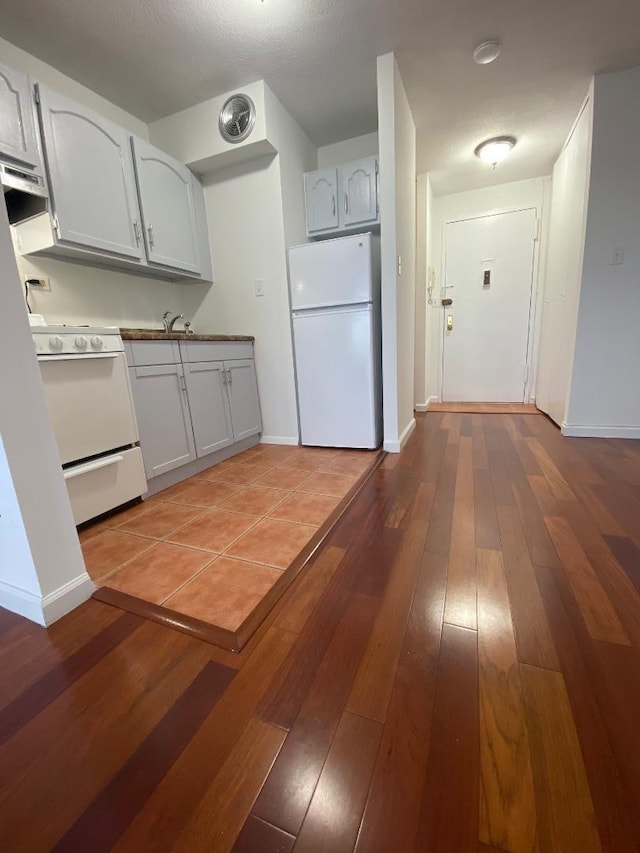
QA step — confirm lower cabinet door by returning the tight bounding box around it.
[128,365,196,478]
[226,359,262,442]
[183,361,234,457]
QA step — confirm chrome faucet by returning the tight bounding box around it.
[162,311,184,333]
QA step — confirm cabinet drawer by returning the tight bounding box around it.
[179,340,254,362]
[126,340,181,366]
[66,447,147,525]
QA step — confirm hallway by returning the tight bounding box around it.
[1,412,639,851]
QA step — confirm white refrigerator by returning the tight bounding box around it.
[288,232,382,449]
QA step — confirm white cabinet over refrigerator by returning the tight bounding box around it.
[288,232,382,449]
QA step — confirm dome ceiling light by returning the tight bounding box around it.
[473,41,501,65]
[475,136,517,168]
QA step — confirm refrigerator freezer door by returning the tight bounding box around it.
[289,233,373,310]
[292,304,380,449]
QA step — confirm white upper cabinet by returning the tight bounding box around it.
[0,62,41,169]
[304,168,339,234]
[341,157,378,228]
[131,137,200,274]
[304,156,378,237]
[37,85,143,260]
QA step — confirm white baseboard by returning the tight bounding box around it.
[0,580,46,626]
[42,573,95,625]
[383,417,416,453]
[0,572,95,628]
[561,423,640,439]
[415,395,438,413]
[260,435,300,446]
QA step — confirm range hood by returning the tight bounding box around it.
[1,160,48,224]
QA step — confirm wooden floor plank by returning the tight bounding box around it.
[232,816,295,853]
[346,518,427,723]
[174,718,286,852]
[354,551,447,852]
[545,516,630,646]
[443,436,477,629]
[415,623,479,852]
[273,545,346,634]
[496,505,560,670]
[53,660,236,852]
[293,711,382,852]
[520,664,602,852]
[1,621,215,851]
[477,549,536,853]
[252,594,377,836]
[534,562,640,850]
[113,626,296,851]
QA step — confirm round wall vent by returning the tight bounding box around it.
[218,94,256,144]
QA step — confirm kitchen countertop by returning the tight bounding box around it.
[120,328,254,342]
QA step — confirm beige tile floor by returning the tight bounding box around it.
[80,444,375,632]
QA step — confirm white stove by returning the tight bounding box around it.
[33,324,147,525]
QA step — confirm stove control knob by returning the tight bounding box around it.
[90,336,104,350]
[49,335,64,351]
[75,335,88,350]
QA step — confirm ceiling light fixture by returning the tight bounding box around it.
[473,40,501,65]
[475,136,516,168]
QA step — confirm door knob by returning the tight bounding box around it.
[441,298,453,306]
[447,315,453,331]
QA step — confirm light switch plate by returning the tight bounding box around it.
[254,279,264,296]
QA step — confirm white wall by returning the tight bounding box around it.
[377,53,416,452]
[317,132,378,169]
[414,173,427,408]
[0,200,92,625]
[427,176,551,404]
[181,85,316,445]
[0,36,190,329]
[565,69,640,436]
[536,94,593,427]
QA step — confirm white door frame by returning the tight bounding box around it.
[437,205,544,404]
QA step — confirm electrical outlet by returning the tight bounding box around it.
[610,247,624,266]
[25,277,51,291]
[254,279,264,297]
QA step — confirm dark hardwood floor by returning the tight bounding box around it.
[1,411,640,851]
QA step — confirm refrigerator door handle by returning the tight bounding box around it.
[292,302,373,318]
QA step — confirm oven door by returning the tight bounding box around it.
[38,351,138,464]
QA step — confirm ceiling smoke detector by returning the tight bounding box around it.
[475,136,517,167]
[473,41,501,65]
[219,94,256,144]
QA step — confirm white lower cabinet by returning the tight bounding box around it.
[183,361,235,456]
[126,341,262,482]
[127,363,197,479]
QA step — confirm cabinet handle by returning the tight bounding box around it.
[133,221,141,246]
[331,195,335,217]
[227,368,233,386]
[344,193,348,215]
[147,224,155,249]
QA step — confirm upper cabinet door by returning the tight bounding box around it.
[304,168,338,234]
[36,85,143,260]
[0,62,41,169]
[341,156,378,228]
[131,137,200,274]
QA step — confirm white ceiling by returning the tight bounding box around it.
[2,0,640,194]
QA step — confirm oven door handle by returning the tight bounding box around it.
[63,455,124,480]
[38,353,121,362]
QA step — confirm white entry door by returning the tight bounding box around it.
[442,208,537,402]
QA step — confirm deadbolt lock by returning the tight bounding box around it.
[447,315,453,331]
[441,298,453,306]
